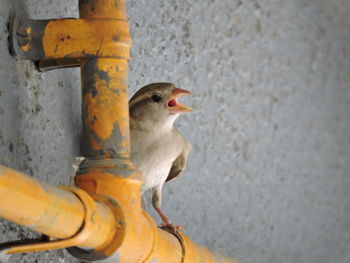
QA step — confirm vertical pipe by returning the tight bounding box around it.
[74,0,153,261]
[78,0,132,160]
[79,0,130,159]
[80,58,130,158]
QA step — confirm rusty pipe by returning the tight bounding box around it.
[0,165,239,262]
[0,165,117,251]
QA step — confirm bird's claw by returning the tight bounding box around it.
[155,207,184,233]
[160,223,184,233]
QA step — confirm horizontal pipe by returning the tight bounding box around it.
[0,165,116,249]
[43,19,131,59]
[0,165,240,262]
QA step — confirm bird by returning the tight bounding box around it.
[129,82,192,231]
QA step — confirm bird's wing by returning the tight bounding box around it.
[165,154,186,183]
[165,142,191,183]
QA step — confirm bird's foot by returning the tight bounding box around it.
[155,207,183,233]
[160,222,184,234]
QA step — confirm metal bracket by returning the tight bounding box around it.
[8,13,131,71]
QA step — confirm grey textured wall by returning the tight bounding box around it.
[1,0,350,263]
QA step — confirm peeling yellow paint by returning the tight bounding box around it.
[43,19,131,59]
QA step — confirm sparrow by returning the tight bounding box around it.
[129,82,192,231]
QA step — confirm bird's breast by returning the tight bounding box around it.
[130,130,182,190]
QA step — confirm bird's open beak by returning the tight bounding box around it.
[165,88,192,113]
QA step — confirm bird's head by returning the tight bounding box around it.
[129,82,192,130]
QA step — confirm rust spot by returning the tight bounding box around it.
[92,85,98,97]
[112,34,120,41]
[90,115,98,125]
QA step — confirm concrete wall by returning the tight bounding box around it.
[0,0,350,262]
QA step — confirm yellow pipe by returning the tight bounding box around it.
[74,0,154,260]
[42,19,131,59]
[80,58,132,159]
[0,165,116,249]
[0,164,239,262]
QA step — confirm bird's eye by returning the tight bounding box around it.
[151,94,162,103]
